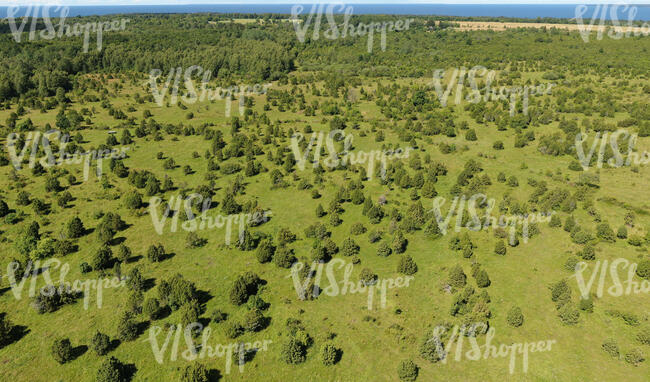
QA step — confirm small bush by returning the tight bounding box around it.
[350,223,367,235]
[92,332,111,356]
[211,309,228,323]
[564,256,580,272]
[96,356,125,382]
[397,359,419,381]
[377,242,392,257]
[116,311,139,342]
[636,326,650,345]
[397,255,418,275]
[274,246,296,268]
[494,241,506,255]
[624,348,645,366]
[636,260,650,280]
[359,268,378,286]
[602,338,619,358]
[51,338,73,364]
[558,304,579,325]
[242,309,265,332]
[224,322,244,339]
[320,343,340,366]
[578,297,593,313]
[80,262,92,273]
[181,363,209,382]
[281,338,306,364]
[475,269,491,288]
[143,298,161,320]
[448,265,466,288]
[507,307,524,327]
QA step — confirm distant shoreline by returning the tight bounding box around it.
[2,4,650,21]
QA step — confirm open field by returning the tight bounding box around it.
[453,20,650,34]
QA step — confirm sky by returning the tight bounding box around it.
[2,0,650,6]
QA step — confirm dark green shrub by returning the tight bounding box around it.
[397,255,418,275]
[180,363,209,382]
[147,243,165,262]
[143,298,161,320]
[116,311,138,342]
[80,262,92,273]
[580,245,595,260]
[67,216,85,238]
[0,314,14,346]
[624,348,645,366]
[51,338,73,364]
[549,214,562,227]
[243,309,265,332]
[350,223,366,235]
[280,338,306,364]
[92,332,111,356]
[494,241,506,255]
[274,246,296,268]
[359,268,378,286]
[179,300,201,328]
[636,326,650,345]
[392,231,407,254]
[475,269,491,288]
[564,256,579,272]
[256,239,274,263]
[596,222,615,242]
[92,246,113,271]
[117,244,132,262]
[507,307,524,327]
[397,359,419,381]
[448,265,466,288]
[578,297,593,313]
[558,304,579,325]
[341,238,360,257]
[377,242,392,257]
[602,338,619,358]
[224,322,244,339]
[96,356,125,382]
[123,192,143,210]
[321,343,340,366]
[636,260,650,280]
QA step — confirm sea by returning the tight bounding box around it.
[1,4,650,21]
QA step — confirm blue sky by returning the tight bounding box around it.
[2,0,649,6]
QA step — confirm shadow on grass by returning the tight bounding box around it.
[207,368,222,381]
[122,362,138,381]
[126,255,143,264]
[70,344,88,361]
